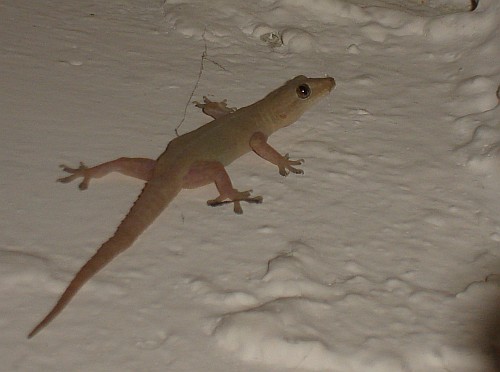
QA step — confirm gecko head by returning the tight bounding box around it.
[265,75,335,129]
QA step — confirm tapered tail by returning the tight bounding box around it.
[28,179,181,338]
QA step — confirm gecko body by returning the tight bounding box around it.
[28,75,335,338]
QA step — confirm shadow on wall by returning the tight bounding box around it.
[482,274,500,371]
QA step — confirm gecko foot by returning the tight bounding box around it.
[207,190,263,214]
[278,154,304,177]
[57,162,91,190]
[193,96,237,119]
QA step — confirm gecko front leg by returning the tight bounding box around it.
[249,132,304,176]
[193,96,237,119]
[58,157,156,190]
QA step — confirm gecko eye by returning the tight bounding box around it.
[296,84,311,99]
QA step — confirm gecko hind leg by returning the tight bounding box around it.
[183,161,262,214]
[58,157,156,190]
[207,194,263,215]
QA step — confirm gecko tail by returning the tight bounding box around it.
[28,180,181,338]
[27,233,135,339]
[27,241,118,338]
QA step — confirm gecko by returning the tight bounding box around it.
[28,75,336,338]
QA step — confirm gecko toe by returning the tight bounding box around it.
[78,179,89,190]
[278,154,304,176]
[57,162,91,189]
[57,175,77,184]
[233,201,243,214]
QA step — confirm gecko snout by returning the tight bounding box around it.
[326,76,336,91]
